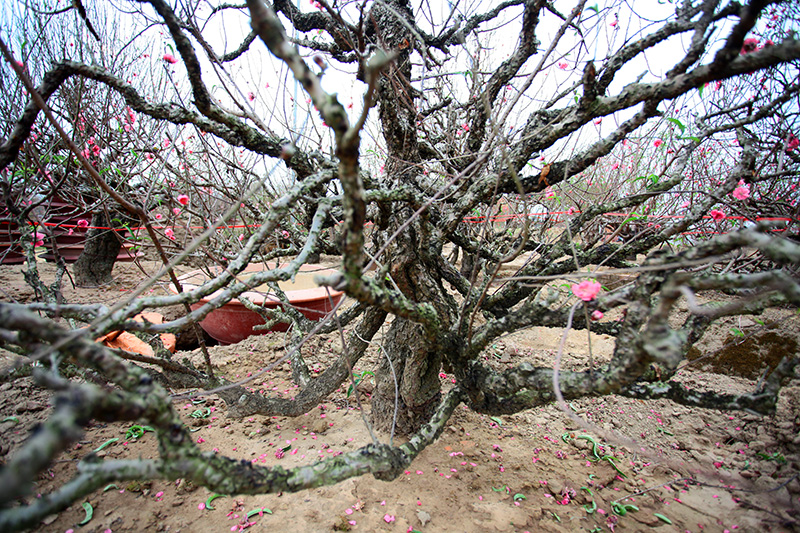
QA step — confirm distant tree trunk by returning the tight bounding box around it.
[74,210,122,287]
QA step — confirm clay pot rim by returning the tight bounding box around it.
[172,263,344,306]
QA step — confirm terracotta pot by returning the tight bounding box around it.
[173,263,344,345]
[95,312,177,355]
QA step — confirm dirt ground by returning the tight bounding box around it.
[1,259,799,533]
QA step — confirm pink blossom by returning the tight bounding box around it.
[173,207,182,216]
[653,139,663,148]
[177,194,190,205]
[165,228,175,240]
[787,134,799,152]
[281,230,290,239]
[740,38,760,55]
[591,310,604,321]
[680,201,690,209]
[557,61,568,70]
[383,514,395,523]
[248,92,255,101]
[155,213,162,220]
[593,118,602,125]
[163,54,178,64]
[610,20,618,27]
[709,209,725,221]
[34,232,46,247]
[732,183,750,200]
[77,219,89,228]
[571,280,602,302]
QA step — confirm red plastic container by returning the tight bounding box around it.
[173,263,344,345]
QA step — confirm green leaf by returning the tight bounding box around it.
[205,493,224,510]
[93,438,119,453]
[190,408,212,419]
[730,327,745,337]
[654,513,672,524]
[125,425,155,440]
[103,484,118,492]
[79,502,93,526]
[698,83,704,98]
[612,502,627,516]
[2,416,19,424]
[666,117,685,135]
[586,5,599,13]
[489,416,503,426]
[513,493,526,501]
[246,507,272,518]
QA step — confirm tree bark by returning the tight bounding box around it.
[73,210,122,287]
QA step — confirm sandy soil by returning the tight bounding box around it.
[1,260,799,532]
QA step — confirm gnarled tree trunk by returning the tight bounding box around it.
[73,210,123,287]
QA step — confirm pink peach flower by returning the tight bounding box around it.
[163,54,178,64]
[709,209,725,221]
[383,514,395,523]
[591,310,604,320]
[177,194,190,205]
[77,219,89,228]
[571,280,601,302]
[732,183,750,200]
[165,228,175,240]
[740,38,760,54]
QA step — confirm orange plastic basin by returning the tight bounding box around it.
[173,264,344,345]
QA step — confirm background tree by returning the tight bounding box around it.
[1,0,799,530]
